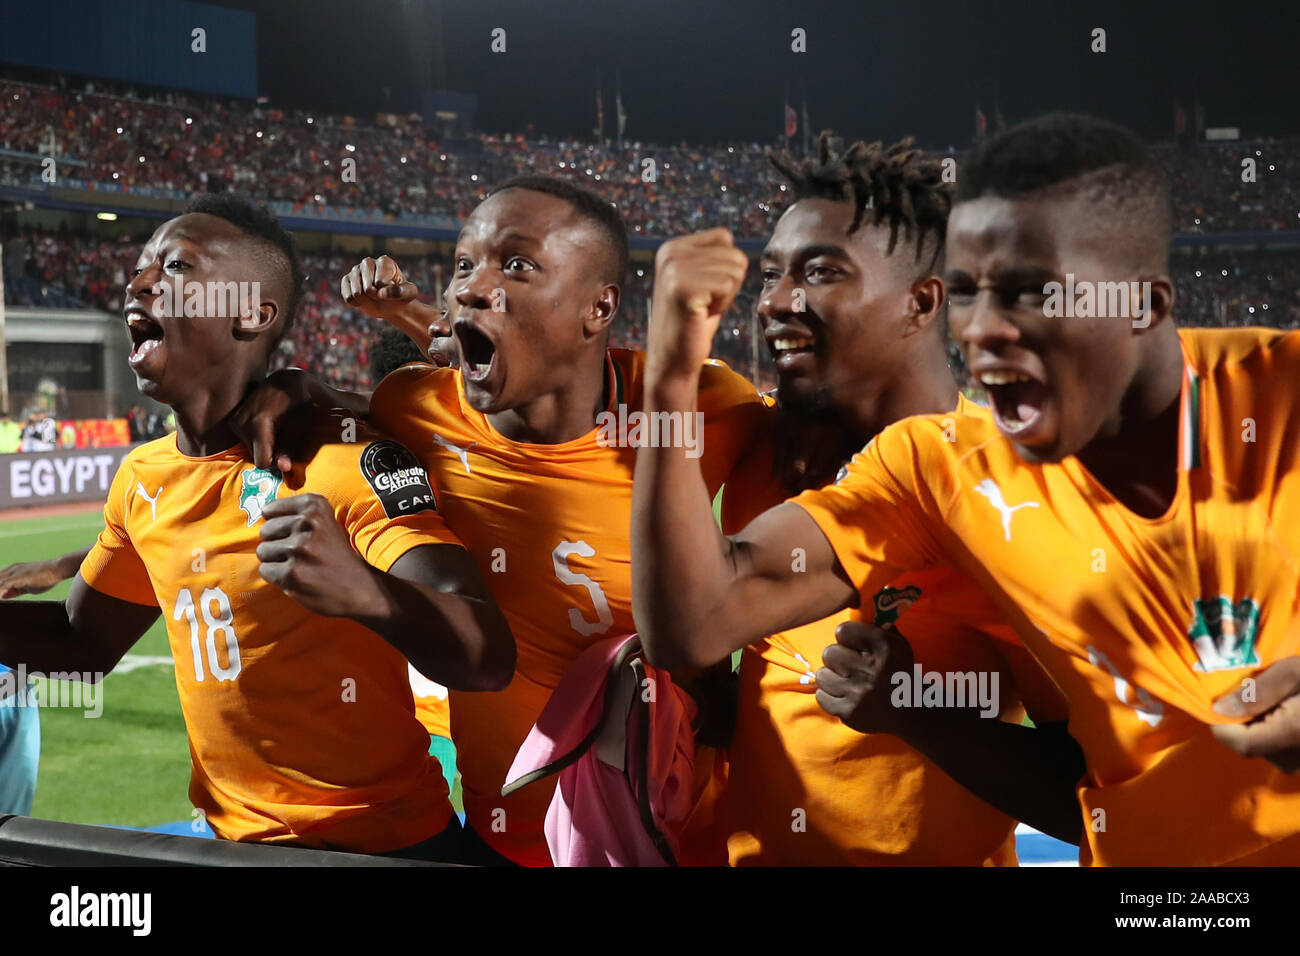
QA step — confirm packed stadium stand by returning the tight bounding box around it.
[3,71,1299,397]
[5,77,1300,233]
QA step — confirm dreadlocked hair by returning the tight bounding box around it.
[767,130,953,272]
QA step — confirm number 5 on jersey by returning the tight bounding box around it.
[552,540,614,638]
[174,586,243,682]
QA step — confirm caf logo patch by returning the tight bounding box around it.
[360,440,437,519]
[239,466,282,525]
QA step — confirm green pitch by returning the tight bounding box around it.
[0,508,192,827]
[1,506,466,829]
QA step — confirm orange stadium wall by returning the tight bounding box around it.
[54,418,131,449]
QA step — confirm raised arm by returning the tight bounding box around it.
[340,255,443,356]
[0,574,159,676]
[632,230,857,671]
[232,255,449,473]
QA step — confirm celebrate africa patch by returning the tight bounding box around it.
[359,440,437,519]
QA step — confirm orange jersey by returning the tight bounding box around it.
[80,410,458,853]
[795,328,1300,865]
[371,349,765,865]
[722,396,1067,866]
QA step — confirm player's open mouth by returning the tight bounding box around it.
[455,322,498,384]
[977,368,1050,437]
[125,309,167,372]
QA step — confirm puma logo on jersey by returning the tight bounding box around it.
[973,479,1039,541]
[136,482,163,522]
[432,433,476,475]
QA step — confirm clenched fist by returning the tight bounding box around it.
[340,255,443,358]
[815,618,916,736]
[646,228,750,387]
[341,255,421,319]
[256,493,383,619]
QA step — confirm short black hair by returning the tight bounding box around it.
[184,193,306,333]
[957,113,1172,264]
[370,327,427,382]
[769,131,953,274]
[485,175,628,285]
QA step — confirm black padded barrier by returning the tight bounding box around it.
[0,815,456,866]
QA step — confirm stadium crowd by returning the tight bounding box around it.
[1,230,770,388]
[2,74,1296,396]
[2,76,1300,237]
[5,222,1296,393]
[0,77,784,235]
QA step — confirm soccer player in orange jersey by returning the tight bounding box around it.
[233,177,765,865]
[0,196,514,860]
[654,133,1080,865]
[368,326,460,793]
[633,114,1300,866]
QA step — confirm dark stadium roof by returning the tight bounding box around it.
[208,0,1299,146]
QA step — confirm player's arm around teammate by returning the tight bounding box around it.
[231,256,453,474]
[632,229,1085,842]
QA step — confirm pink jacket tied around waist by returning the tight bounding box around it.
[503,634,698,866]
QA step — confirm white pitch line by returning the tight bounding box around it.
[23,655,174,678]
[111,655,174,675]
[0,519,104,539]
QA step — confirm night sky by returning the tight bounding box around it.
[218,0,1297,148]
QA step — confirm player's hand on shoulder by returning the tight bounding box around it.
[1211,655,1300,773]
[0,558,69,599]
[341,255,422,324]
[815,618,916,735]
[647,228,750,386]
[256,493,381,618]
[230,368,319,473]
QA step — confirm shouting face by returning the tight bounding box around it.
[447,188,619,414]
[123,213,283,407]
[944,192,1173,463]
